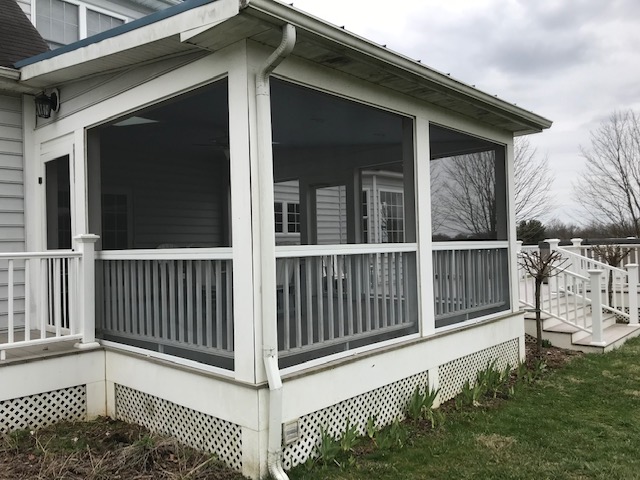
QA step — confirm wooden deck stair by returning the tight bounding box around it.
[521,285,640,353]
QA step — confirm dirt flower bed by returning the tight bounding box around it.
[0,417,245,480]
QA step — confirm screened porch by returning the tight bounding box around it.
[71,77,512,372]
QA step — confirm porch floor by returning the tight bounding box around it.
[0,330,79,363]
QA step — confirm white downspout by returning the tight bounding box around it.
[256,23,296,480]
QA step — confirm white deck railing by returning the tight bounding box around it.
[0,251,84,360]
[517,240,639,344]
[432,242,510,326]
[96,248,234,361]
[555,245,634,321]
[275,244,418,360]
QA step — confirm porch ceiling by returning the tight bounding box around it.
[18,0,551,135]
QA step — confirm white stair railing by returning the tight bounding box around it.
[518,239,640,346]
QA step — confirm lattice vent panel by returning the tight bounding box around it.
[115,384,242,471]
[0,385,86,433]
[438,338,520,402]
[282,370,429,469]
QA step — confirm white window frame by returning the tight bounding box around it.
[32,0,129,44]
[378,188,405,243]
[274,201,301,237]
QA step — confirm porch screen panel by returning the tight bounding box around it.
[271,79,418,366]
[91,80,234,370]
[430,124,511,326]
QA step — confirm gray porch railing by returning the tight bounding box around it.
[432,242,511,328]
[275,244,418,364]
[96,248,233,367]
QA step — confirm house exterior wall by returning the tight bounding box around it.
[0,93,25,253]
[101,150,227,248]
[0,93,26,327]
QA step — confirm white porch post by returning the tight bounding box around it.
[74,234,100,349]
[546,239,560,293]
[414,116,435,337]
[588,269,606,346]
[570,237,583,248]
[626,263,639,325]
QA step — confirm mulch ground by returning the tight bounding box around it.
[0,417,245,480]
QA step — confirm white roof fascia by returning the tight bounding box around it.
[0,67,39,93]
[19,0,239,82]
[243,0,552,132]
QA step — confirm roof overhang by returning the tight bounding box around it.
[0,66,39,94]
[15,0,552,135]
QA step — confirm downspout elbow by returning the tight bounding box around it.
[256,24,296,96]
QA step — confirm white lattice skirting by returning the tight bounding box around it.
[438,338,521,402]
[282,337,520,469]
[0,385,87,433]
[114,384,242,471]
[282,370,430,469]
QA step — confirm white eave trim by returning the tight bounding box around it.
[19,0,239,82]
[0,66,40,94]
[242,0,552,132]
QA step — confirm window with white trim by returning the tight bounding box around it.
[35,0,126,49]
[379,190,404,243]
[274,201,300,234]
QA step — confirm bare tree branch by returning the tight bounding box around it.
[574,110,640,236]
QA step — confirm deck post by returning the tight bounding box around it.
[588,269,606,346]
[546,239,560,293]
[74,234,100,349]
[626,263,639,325]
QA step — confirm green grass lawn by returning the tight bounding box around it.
[290,338,640,480]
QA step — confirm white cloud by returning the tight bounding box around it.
[289,0,640,225]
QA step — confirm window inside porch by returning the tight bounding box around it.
[88,79,233,369]
[270,79,419,367]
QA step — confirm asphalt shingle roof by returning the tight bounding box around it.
[0,0,49,68]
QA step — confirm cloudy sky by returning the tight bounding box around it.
[290,0,640,225]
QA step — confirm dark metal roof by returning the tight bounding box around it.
[0,0,49,68]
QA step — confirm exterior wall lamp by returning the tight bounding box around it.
[35,89,60,118]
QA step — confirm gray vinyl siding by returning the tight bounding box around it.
[0,93,26,327]
[101,151,228,249]
[0,94,25,252]
[316,185,347,245]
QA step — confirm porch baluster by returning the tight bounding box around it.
[588,269,605,346]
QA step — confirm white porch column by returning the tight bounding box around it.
[588,269,606,346]
[626,263,639,325]
[414,116,435,337]
[74,234,100,349]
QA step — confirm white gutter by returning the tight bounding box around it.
[256,23,296,480]
[0,66,39,94]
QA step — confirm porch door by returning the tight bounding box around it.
[44,155,73,330]
[45,155,72,250]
